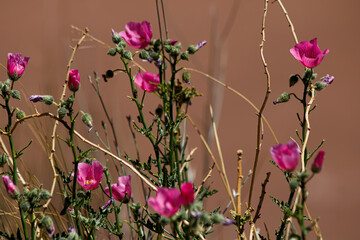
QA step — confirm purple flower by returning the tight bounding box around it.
[105,175,132,202]
[270,141,300,172]
[311,150,325,173]
[180,182,194,205]
[67,227,76,233]
[134,71,160,92]
[2,175,18,197]
[120,21,152,49]
[196,40,207,51]
[29,95,54,105]
[321,74,334,85]
[68,69,80,92]
[148,187,182,217]
[102,198,114,209]
[76,161,103,190]
[290,38,329,68]
[7,53,30,81]
[222,218,236,226]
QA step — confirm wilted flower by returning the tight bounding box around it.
[290,38,329,68]
[148,187,182,217]
[222,218,236,226]
[2,175,18,197]
[181,182,194,205]
[102,198,114,209]
[29,95,54,105]
[270,141,300,172]
[39,216,55,238]
[76,161,103,190]
[105,175,132,202]
[120,21,152,49]
[81,112,93,132]
[7,53,30,81]
[68,69,80,92]
[321,74,334,85]
[311,150,325,173]
[134,71,160,92]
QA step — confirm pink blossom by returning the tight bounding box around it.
[68,69,80,92]
[2,175,18,196]
[148,187,182,217]
[290,38,329,68]
[76,161,103,190]
[181,182,194,205]
[105,175,132,202]
[134,71,160,92]
[120,21,152,49]
[270,141,300,171]
[7,53,30,81]
[311,150,325,173]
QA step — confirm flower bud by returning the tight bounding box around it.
[164,45,172,53]
[39,216,55,238]
[289,75,299,87]
[107,48,116,56]
[111,29,122,44]
[81,112,93,132]
[176,42,182,50]
[311,150,325,173]
[11,90,21,100]
[188,45,197,54]
[311,73,318,80]
[20,201,30,212]
[115,45,124,54]
[170,47,180,57]
[68,69,80,92]
[58,107,67,119]
[40,190,51,200]
[289,180,298,192]
[139,50,150,60]
[180,52,189,61]
[304,68,313,80]
[0,154,8,167]
[29,188,40,200]
[123,50,133,60]
[149,52,160,61]
[42,95,54,105]
[182,71,191,84]
[7,53,30,81]
[314,81,327,91]
[16,110,26,119]
[273,92,290,104]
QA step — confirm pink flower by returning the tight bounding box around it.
[290,38,329,68]
[105,175,132,202]
[68,69,80,92]
[76,161,103,190]
[270,141,300,171]
[148,187,182,217]
[311,150,325,173]
[120,21,152,49]
[2,175,18,196]
[7,53,30,81]
[180,182,194,205]
[134,71,160,92]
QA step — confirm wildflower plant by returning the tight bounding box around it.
[0,1,333,240]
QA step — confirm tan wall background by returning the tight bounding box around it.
[0,0,358,239]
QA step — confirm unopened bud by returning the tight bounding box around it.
[182,71,191,84]
[139,50,150,60]
[42,95,54,105]
[304,68,313,80]
[170,47,180,57]
[0,154,8,167]
[150,52,160,61]
[289,180,298,192]
[11,90,21,100]
[81,112,93,132]
[107,48,116,56]
[111,29,122,44]
[187,45,197,54]
[16,110,26,119]
[58,107,67,119]
[314,81,327,91]
[20,201,30,212]
[123,51,133,60]
[180,52,189,61]
[164,45,172,53]
[273,92,290,104]
[40,190,51,200]
[289,75,299,87]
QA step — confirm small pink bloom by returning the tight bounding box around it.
[68,69,80,92]
[321,74,334,85]
[2,175,18,196]
[181,182,194,205]
[311,150,325,173]
[270,141,300,171]
[290,38,329,68]
[76,161,103,190]
[134,71,160,92]
[105,175,132,202]
[7,53,30,81]
[120,21,152,49]
[148,187,182,217]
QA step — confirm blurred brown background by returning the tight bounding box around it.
[0,0,358,239]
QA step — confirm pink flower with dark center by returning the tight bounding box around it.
[134,71,160,92]
[105,175,132,202]
[68,69,80,92]
[76,161,103,190]
[270,141,300,172]
[290,38,329,68]
[148,187,182,217]
[311,150,325,173]
[2,175,18,196]
[120,21,152,49]
[181,182,194,205]
[7,53,30,81]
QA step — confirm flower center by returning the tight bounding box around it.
[85,179,95,185]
